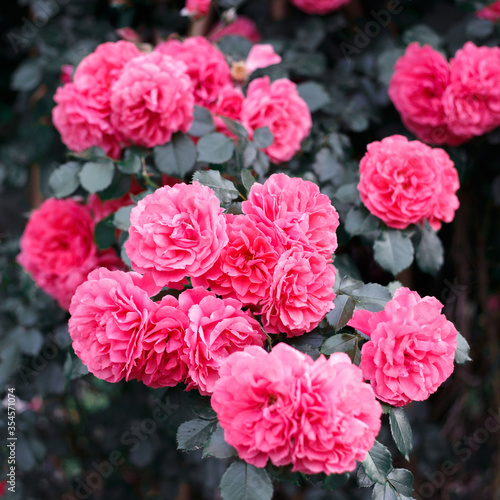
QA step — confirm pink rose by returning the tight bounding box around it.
[60,64,73,84]
[17,198,123,310]
[68,269,158,383]
[245,44,282,75]
[135,295,190,388]
[52,83,121,159]
[212,85,245,136]
[242,173,340,260]
[212,344,382,474]
[476,0,500,22]
[290,0,351,15]
[348,287,458,407]
[443,42,500,139]
[258,247,336,336]
[291,352,382,474]
[241,77,312,163]
[110,52,194,148]
[388,43,465,146]
[358,135,460,230]
[183,0,211,17]
[192,214,280,306]
[155,36,231,108]
[208,16,261,43]
[179,288,266,395]
[125,182,228,287]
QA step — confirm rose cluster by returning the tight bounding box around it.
[290,0,351,15]
[389,42,500,145]
[348,287,458,407]
[358,135,460,230]
[212,343,382,475]
[53,37,311,164]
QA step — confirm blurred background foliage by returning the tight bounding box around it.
[0,0,499,499]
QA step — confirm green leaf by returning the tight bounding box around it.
[345,207,380,236]
[322,473,350,490]
[415,222,444,276]
[373,230,414,276]
[241,169,256,194]
[334,183,361,205]
[79,160,115,194]
[188,106,216,137]
[321,333,357,356]
[15,328,43,356]
[193,170,239,203]
[202,424,237,459]
[389,408,413,461]
[117,153,142,175]
[372,482,399,500]
[352,284,391,312]
[357,464,375,488]
[217,35,252,60]
[253,127,274,149]
[154,133,197,177]
[11,61,42,92]
[113,205,133,232]
[362,441,393,484]
[197,132,235,164]
[221,117,249,139]
[254,150,270,176]
[94,216,116,250]
[387,469,414,496]
[243,142,258,168]
[49,162,81,198]
[297,81,331,113]
[326,295,356,332]
[402,24,442,49]
[63,352,89,381]
[177,419,216,452]
[313,148,343,183]
[455,332,472,364]
[220,461,273,500]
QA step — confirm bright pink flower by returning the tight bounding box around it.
[68,269,159,383]
[179,288,266,395]
[17,198,123,310]
[348,287,458,407]
[74,41,142,115]
[259,247,336,336]
[358,135,460,230]
[116,27,142,43]
[241,77,312,163]
[60,64,73,84]
[192,214,280,306]
[443,42,500,139]
[155,36,231,108]
[110,52,194,148]
[290,0,351,15]
[242,173,340,259]
[208,16,261,43]
[291,352,382,474]
[212,85,245,136]
[183,0,211,17]
[125,182,228,287]
[388,43,466,146]
[135,295,190,388]
[212,344,382,474]
[52,83,121,159]
[476,0,500,22]
[246,44,282,74]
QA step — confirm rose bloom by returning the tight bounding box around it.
[183,0,211,17]
[69,269,159,383]
[259,247,336,336]
[179,287,266,395]
[192,214,281,306]
[242,173,340,260]
[125,182,228,287]
[52,83,122,159]
[476,0,500,22]
[348,287,458,407]
[290,0,351,15]
[212,85,245,137]
[155,36,231,108]
[110,52,194,148]
[135,295,190,388]
[388,43,466,147]
[212,344,382,474]
[241,77,312,163]
[443,42,500,139]
[358,135,460,230]
[208,16,261,43]
[17,198,123,310]
[246,44,282,75]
